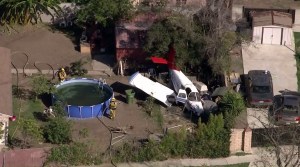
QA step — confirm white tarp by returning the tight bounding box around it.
[128,72,175,107]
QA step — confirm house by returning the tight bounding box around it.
[231,0,300,31]
[251,11,293,46]
[0,47,13,146]
[115,13,159,74]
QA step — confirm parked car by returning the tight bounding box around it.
[270,90,300,125]
[245,70,274,106]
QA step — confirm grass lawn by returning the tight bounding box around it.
[9,98,45,137]
[294,32,300,90]
[212,163,250,167]
[186,163,250,167]
[295,32,300,51]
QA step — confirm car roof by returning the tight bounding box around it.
[248,70,271,86]
[283,95,300,106]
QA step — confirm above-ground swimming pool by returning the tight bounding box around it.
[54,78,113,119]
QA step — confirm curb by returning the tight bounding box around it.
[11,68,113,76]
[89,155,258,167]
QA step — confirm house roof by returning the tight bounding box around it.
[251,11,293,28]
[232,0,300,9]
[0,47,13,116]
[115,13,160,49]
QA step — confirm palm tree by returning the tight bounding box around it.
[0,0,61,25]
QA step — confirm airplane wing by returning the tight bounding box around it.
[128,72,175,107]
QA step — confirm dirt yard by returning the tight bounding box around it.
[6,24,197,156]
[0,24,93,71]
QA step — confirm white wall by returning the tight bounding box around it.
[252,26,293,46]
[231,5,243,22]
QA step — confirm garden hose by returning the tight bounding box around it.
[34,61,55,80]
[97,117,117,167]
[10,52,29,138]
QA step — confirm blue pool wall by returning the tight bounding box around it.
[54,78,113,119]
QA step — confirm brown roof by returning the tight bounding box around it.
[251,11,293,28]
[0,47,13,116]
[115,13,160,49]
[233,0,300,9]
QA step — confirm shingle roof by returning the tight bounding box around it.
[232,0,300,9]
[0,47,13,116]
[115,13,159,49]
[251,11,293,28]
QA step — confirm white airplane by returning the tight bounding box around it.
[169,69,205,116]
[129,46,208,116]
[128,72,176,107]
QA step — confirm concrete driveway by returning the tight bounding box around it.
[242,44,298,95]
[242,43,298,129]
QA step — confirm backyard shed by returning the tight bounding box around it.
[251,11,293,45]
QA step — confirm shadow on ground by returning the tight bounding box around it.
[110,81,148,101]
[92,54,115,67]
[39,93,52,108]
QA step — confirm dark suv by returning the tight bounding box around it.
[270,90,300,125]
[245,70,274,106]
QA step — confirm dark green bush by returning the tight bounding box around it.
[44,117,72,144]
[192,114,230,158]
[65,60,88,76]
[113,114,230,162]
[47,142,102,166]
[52,101,66,117]
[218,91,246,128]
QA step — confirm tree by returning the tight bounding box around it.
[44,117,72,144]
[0,0,61,25]
[193,0,237,74]
[75,0,134,27]
[250,108,300,167]
[144,13,203,69]
[31,74,55,100]
[20,119,43,147]
[144,0,243,76]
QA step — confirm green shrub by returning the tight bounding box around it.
[112,142,137,162]
[218,91,246,128]
[47,142,102,166]
[142,96,155,115]
[30,75,56,100]
[142,97,164,127]
[192,114,230,158]
[44,117,72,144]
[113,115,230,162]
[52,102,66,117]
[295,53,300,91]
[65,60,88,76]
[20,119,43,146]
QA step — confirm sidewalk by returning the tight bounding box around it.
[11,68,113,76]
[79,155,258,167]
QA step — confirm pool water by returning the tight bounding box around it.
[56,82,111,106]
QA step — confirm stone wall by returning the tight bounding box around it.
[230,128,252,154]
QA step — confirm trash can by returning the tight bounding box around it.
[125,89,135,104]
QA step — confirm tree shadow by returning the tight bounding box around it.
[92,54,115,67]
[110,81,147,101]
[33,111,49,122]
[48,24,83,52]
[39,93,52,108]
[114,94,126,103]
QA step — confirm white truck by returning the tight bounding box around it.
[169,69,206,116]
